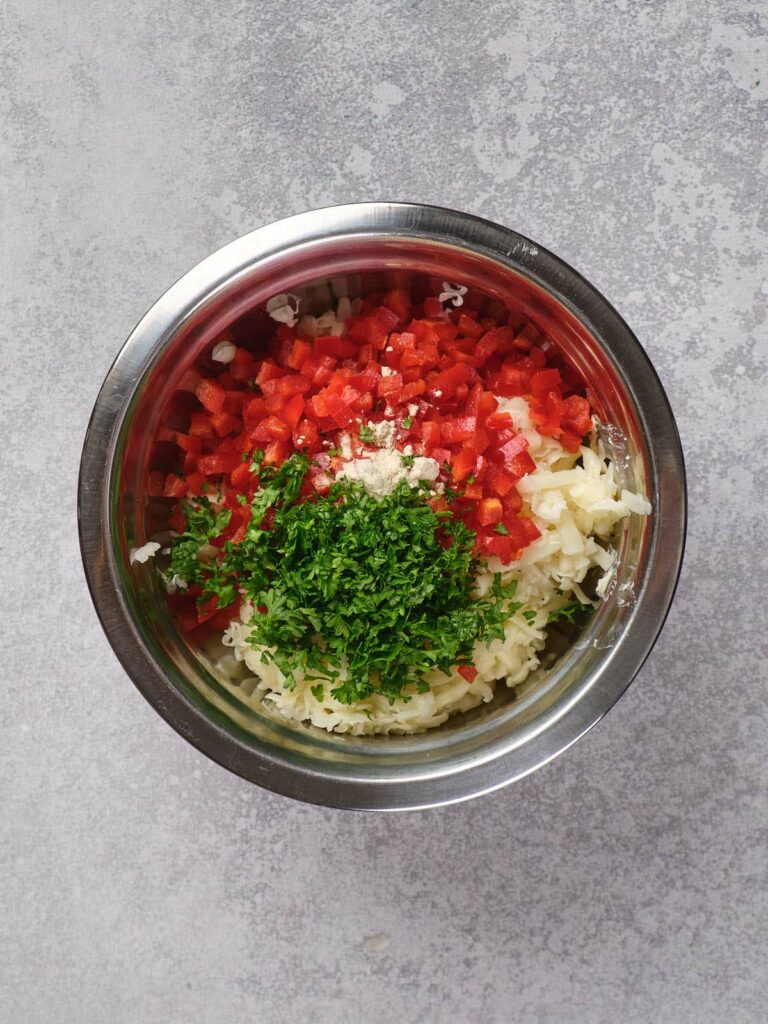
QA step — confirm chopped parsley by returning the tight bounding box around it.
[402,416,413,429]
[522,609,537,624]
[358,424,376,444]
[547,598,591,624]
[400,453,415,469]
[494,522,509,535]
[166,453,520,706]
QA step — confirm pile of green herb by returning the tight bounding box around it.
[167,453,521,705]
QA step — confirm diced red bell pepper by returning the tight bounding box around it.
[229,348,255,382]
[377,372,404,398]
[210,412,240,438]
[314,336,359,358]
[389,380,426,405]
[457,314,484,339]
[255,360,288,386]
[477,532,514,563]
[176,432,202,455]
[285,338,312,370]
[260,374,312,399]
[257,415,292,442]
[262,439,290,466]
[508,450,536,477]
[421,420,441,452]
[561,394,592,436]
[243,397,267,423]
[293,418,320,450]
[223,390,246,414]
[486,465,517,498]
[531,368,562,397]
[441,415,477,445]
[185,471,206,496]
[429,361,470,397]
[230,461,254,492]
[560,431,583,453]
[280,393,305,431]
[188,413,214,437]
[382,288,411,322]
[457,664,478,683]
[452,446,478,483]
[477,497,503,526]
[197,452,242,476]
[499,434,529,465]
[163,473,187,498]
[196,379,226,415]
[502,489,523,515]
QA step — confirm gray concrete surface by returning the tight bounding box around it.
[2,1,767,1021]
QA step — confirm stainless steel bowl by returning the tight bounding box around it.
[78,202,686,811]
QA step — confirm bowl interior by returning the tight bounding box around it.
[110,233,653,782]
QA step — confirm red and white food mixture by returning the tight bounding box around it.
[142,283,650,735]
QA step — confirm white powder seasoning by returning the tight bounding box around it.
[337,449,439,498]
[336,419,439,499]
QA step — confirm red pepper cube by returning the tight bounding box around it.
[262,439,290,466]
[382,288,411,322]
[229,348,255,382]
[163,472,187,498]
[210,412,240,438]
[486,466,517,498]
[255,360,288,386]
[440,415,477,445]
[531,368,562,397]
[477,497,503,526]
[230,461,254,491]
[285,338,312,370]
[197,452,242,476]
[293,418,320,450]
[196,378,226,415]
[560,431,583,453]
[176,432,202,455]
[452,446,478,483]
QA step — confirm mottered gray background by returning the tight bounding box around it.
[1,2,766,1022]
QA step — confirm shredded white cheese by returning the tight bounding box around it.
[130,541,161,564]
[211,341,236,363]
[438,281,468,307]
[266,293,300,327]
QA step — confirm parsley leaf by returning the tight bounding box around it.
[402,416,412,429]
[494,523,509,535]
[547,599,591,624]
[401,453,415,468]
[358,424,376,444]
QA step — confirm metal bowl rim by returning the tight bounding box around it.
[78,201,686,811]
